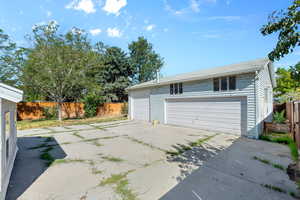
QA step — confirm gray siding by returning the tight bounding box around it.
[256,63,273,136]
[149,73,258,138]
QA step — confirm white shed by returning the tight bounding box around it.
[0,83,23,199]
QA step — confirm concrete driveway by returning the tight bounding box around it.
[160,138,298,200]
[6,120,297,200]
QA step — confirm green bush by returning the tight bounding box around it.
[273,110,286,124]
[43,106,58,119]
[83,94,104,118]
[259,134,298,161]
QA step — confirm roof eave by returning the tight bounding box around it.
[127,67,263,91]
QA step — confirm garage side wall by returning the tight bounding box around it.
[256,64,273,136]
[150,73,258,138]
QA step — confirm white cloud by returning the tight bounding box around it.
[66,0,96,14]
[164,0,185,16]
[107,27,122,37]
[89,28,102,36]
[190,0,200,13]
[46,11,52,17]
[145,24,155,31]
[207,16,241,21]
[102,0,127,16]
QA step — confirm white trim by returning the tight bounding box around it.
[165,95,248,100]
[0,83,23,103]
[2,146,18,200]
[164,100,167,124]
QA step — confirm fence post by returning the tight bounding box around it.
[294,102,300,149]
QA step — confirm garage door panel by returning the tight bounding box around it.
[131,90,150,121]
[166,97,246,135]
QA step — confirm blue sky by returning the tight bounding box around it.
[0,0,299,77]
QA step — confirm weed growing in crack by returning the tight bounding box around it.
[72,132,85,139]
[253,156,285,171]
[99,170,138,200]
[102,156,123,162]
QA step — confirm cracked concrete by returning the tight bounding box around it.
[7,120,287,200]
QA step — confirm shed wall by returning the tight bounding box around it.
[0,98,18,200]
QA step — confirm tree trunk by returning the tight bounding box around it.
[58,102,63,121]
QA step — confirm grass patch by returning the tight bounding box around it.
[289,142,299,161]
[92,140,103,147]
[100,173,128,186]
[102,156,123,162]
[17,116,127,130]
[189,135,217,147]
[51,158,87,166]
[92,168,103,175]
[253,156,285,171]
[116,179,137,200]
[166,135,217,156]
[259,134,299,161]
[72,132,85,139]
[99,170,138,200]
[261,184,287,193]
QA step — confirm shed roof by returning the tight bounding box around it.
[0,83,23,103]
[127,58,272,90]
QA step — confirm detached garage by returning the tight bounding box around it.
[128,58,276,139]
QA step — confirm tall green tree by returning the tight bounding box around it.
[275,62,300,101]
[274,67,296,97]
[0,28,24,87]
[22,22,93,120]
[261,0,300,61]
[97,46,133,102]
[128,37,164,83]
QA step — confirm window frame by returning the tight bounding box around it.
[213,76,236,92]
[170,83,183,95]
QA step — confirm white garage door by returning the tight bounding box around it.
[131,90,150,121]
[166,97,247,135]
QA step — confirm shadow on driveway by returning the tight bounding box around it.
[161,138,297,200]
[6,136,66,200]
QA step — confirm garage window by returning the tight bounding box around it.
[221,77,227,91]
[170,84,173,95]
[170,83,183,95]
[174,83,178,94]
[213,78,219,91]
[214,76,236,91]
[229,76,236,90]
[179,83,183,94]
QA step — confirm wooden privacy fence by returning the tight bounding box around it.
[291,101,300,149]
[17,102,126,121]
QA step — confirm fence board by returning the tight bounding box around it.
[17,102,126,121]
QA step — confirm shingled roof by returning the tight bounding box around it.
[127,58,273,90]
